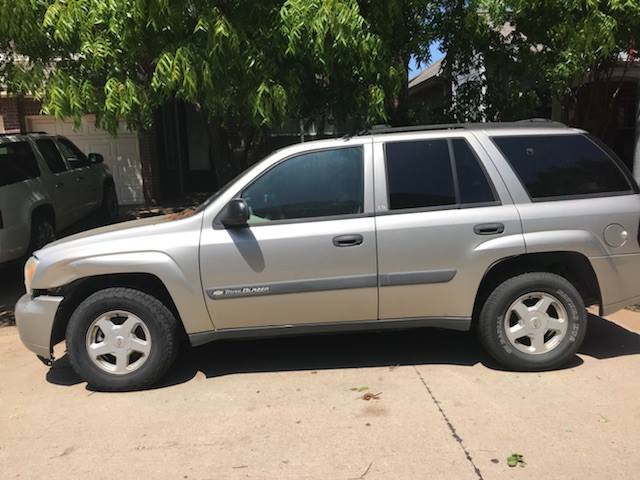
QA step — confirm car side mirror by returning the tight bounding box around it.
[88,153,104,164]
[219,198,250,228]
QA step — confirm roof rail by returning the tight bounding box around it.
[360,119,567,136]
[0,131,49,136]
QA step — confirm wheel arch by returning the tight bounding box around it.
[101,176,116,201]
[30,203,56,231]
[472,251,602,324]
[50,272,187,348]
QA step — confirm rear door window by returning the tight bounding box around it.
[384,138,497,211]
[452,139,497,205]
[35,138,67,174]
[0,141,40,187]
[492,134,634,200]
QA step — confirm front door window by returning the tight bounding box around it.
[241,147,364,224]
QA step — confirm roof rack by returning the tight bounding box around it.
[0,131,49,136]
[361,119,567,136]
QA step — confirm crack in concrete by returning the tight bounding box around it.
[413,366,484,480]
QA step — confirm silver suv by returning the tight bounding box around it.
[15,121,640,390]
[0,133,118,265]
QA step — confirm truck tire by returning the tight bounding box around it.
[66,288,179,391]
[477,272,587,371]
[100,183,119,221]
[29,213,55,254]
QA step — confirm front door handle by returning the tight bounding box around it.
[55,182,64,189]
[76,176,84,182]
[333,234,364,247]
[474,223,505,235]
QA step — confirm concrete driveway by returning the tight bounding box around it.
[1,299,639,479]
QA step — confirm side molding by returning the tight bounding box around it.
[206,269,458,300]
[207,274,378,300]
[379,270,456,287]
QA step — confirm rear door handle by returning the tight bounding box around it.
[333,234,364,247]
[76,176,84,182]
[55,182,64,189]
[474,223,505,235]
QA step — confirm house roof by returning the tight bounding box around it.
[408,58,444,90]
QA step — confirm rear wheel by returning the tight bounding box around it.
[477,272,587,371]
[66,288,179,391]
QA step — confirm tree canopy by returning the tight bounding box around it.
[1,0,638,163]
[0,0,405,134]
[435,0,640,122]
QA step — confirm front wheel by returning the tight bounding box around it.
[477,272,587,371]
[66,288,179,391]
[29,215,56,254]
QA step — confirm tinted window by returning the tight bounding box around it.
[493,134,633,199]
[0,141,40,187]
[453,139,496,204]
[57,137,88,169]
[35,139,67,174]
[385,139,455,210]
[241,147,363,223]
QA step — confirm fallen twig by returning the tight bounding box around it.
[349,461,373,479]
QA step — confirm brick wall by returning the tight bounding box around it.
[0,97,22,132]
[0,97,43,132]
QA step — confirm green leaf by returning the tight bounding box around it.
[507,453,525,468]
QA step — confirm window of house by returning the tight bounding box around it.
[241,147,364,223]
[0,141,40,187]
[35,139,67,174]
[384,138,497,210]
[492,134,634,200]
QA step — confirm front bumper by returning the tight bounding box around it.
[14,293,63,361]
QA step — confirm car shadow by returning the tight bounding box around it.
[46,313,640,391]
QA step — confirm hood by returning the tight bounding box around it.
[45,215,175,249]
[36,210,202,260]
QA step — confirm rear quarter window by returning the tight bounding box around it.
[492,134,634,200]
[0,141,40,187]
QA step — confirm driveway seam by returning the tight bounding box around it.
[413,366,484,480]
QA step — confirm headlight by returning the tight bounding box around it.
[24,256,38,294]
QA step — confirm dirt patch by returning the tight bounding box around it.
[626,305,640,313]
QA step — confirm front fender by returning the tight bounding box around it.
[34,251,214,334]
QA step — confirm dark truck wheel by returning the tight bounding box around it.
[477,272,587,371]
[100,183,119,221]
[29,213,55,253]
[66,288,179,391]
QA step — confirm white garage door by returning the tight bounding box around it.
[27,115,144,205]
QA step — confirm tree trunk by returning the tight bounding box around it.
[389,54,410,126]
[207,119,235,187]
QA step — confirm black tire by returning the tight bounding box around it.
[29,213,56,254]
[66,288,179,391]
[100,183,119,221]
[477,272,587,371]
